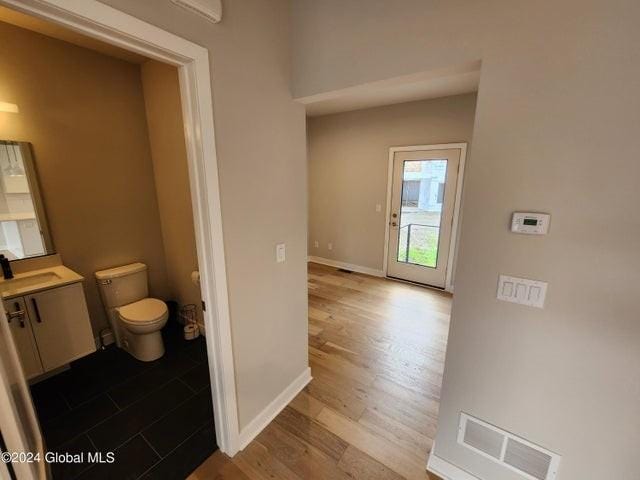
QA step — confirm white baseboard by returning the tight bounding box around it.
[238,367,312,451]
[308,256,385,278]
[427,444,480,480]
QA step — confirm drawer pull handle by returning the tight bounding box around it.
[7,302,25,327]
[31,298,42,323]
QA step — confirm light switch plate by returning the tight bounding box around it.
[276,243,286,263]
[497,275,547,308]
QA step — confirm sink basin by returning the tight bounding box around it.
[0,271,62,296]
[0,263,84,300]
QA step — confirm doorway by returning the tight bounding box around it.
[385,144,466,289]
[0,12,220,479]
[0,0,238,474]
[304,76,476,480]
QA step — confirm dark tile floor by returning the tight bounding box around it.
[30,319,217,480]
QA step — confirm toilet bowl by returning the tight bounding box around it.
[118,298,168,361]
[95,263,168,362]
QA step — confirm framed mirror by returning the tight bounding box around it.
[0,141,54,260]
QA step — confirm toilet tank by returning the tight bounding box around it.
[95,263,149,308]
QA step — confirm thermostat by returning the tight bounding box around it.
[511,212,550,235]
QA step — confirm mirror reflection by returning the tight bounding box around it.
[0,141,54,260]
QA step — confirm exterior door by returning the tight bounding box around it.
[386,147,462,288]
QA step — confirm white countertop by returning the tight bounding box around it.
[0,265,84,300]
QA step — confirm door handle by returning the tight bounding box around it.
[391,222,398,227]
[31,298,42,323]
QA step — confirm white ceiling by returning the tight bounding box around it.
[298,61,481,117]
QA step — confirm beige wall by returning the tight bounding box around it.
[308,94,476,272]
[141,60,202,324]
[97,0,309,430]
[0,21,169,334]
[293,1,640,478]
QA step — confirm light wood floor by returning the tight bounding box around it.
[190,262,450,480]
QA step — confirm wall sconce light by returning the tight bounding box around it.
[0,102,19,113]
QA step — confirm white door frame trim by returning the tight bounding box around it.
[0,0,240,455]
[383,143,467,292]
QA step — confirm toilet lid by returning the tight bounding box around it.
[118,298,168,324]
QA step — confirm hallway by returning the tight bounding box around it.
[191,263,449,479]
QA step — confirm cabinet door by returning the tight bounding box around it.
[3,298,43,379]
[26,283,95,371]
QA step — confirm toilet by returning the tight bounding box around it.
[95,262,168,361]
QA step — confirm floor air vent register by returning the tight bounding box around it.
[458,413,561,480]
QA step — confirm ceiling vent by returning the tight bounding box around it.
[171,0,222,23]
[458,413,561,480]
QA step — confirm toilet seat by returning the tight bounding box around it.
[118,298,168,325]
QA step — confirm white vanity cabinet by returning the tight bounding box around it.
[4,282,95,379]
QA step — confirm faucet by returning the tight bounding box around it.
[0,255,13,279]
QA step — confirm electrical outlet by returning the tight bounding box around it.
[276,243,286,263]
[314,240,319,248]
[328,242,333,250]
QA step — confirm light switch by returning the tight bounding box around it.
[276,243,286,263]
[528,286,541,303]
[328,242,333,251]
[501,281,514,297]
[497,275,547,308]
[314,240,319,248]
[376,204,382,212]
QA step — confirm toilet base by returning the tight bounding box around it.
[122,330,165,362]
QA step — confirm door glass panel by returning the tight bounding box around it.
[397,159,447,268]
